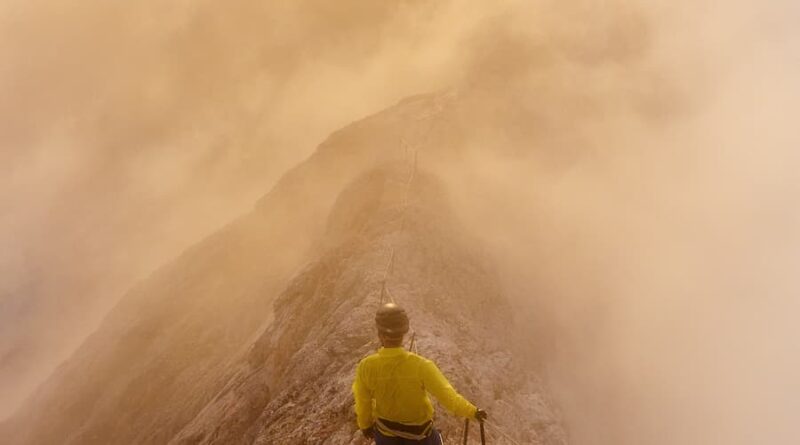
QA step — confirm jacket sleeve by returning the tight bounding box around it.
[420,359,477,419]
[352,360,373,430]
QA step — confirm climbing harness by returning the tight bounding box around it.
[376,418,434,441]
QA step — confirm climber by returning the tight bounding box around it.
[352,303,487,444]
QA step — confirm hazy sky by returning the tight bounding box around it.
[438,2,800,443]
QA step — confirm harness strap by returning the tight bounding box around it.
[376,418,433,441]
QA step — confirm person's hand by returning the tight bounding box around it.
[361,426,374,440]
[475,409,488,422]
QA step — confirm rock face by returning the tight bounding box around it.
[1,93,567,444]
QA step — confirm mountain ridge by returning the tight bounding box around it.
[1,92,567,444]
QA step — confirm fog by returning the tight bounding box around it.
[1,0,460,418]
[2,0,798,443]
[438,2,800,444]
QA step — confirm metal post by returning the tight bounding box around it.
[479,420,486,445]
[463,419,470,445]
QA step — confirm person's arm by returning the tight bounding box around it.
[420,359,477,418]
[352,361,374,430]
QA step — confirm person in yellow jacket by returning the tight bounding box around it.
[352,303,487,444]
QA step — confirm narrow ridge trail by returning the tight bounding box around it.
[170,163,567,444]
[2,93,567,445]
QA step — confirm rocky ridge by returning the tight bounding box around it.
[1,93,567,444]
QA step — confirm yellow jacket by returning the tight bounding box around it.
[352,347,477,430]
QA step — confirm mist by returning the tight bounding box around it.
[2,0,799,443]
[1,0,461,418]
[437,1,800,444]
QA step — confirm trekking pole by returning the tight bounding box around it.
[463,419,469,445]
[479,419,486,445]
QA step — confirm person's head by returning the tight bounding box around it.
[375,302,409,347]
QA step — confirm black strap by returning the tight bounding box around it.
[376,418,433,440]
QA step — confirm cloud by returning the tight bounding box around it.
[435,2,800,443]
